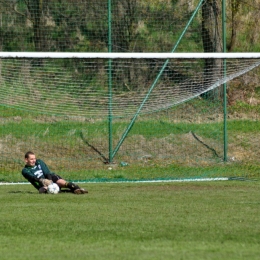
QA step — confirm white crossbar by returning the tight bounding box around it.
[0,52,260,59]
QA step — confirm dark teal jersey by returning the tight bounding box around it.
[22,159,53,190]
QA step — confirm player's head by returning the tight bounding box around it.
[24,151,36,166]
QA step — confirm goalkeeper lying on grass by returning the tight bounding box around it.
[22,151,88,194]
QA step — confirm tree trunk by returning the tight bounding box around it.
[201,0,223,100]
[27,0,44,52]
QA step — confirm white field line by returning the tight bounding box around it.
[0,177,229,185]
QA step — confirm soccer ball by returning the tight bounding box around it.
[47,183,60,194]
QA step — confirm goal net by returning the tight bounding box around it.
[1,52,259,118]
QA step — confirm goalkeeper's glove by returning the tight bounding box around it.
[39,178,53,187]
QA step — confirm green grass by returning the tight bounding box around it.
[1,163,260,183]
[0,181,259,260]
[54,163,260,182]
[1,104,260,179]
[0,114,241,142]
[227,120,260,133]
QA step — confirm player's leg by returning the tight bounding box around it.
[58,179,88,194]
[52,174,88,194]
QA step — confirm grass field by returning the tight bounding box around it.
[1,100,260,259]
[0,181,259,260]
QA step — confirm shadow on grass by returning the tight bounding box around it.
[7,189,74,194]
[8,190,35,194]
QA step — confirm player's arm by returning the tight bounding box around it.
[22,168,52,186]
[36,159,53,180]
[22,168,41,183]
